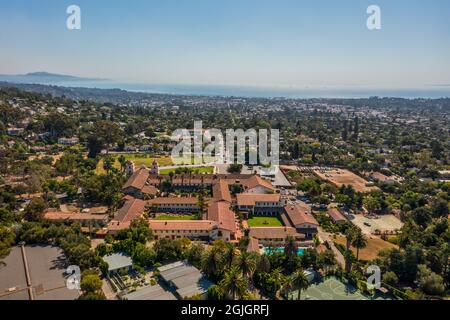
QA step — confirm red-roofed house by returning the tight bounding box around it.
[236,194,284,215]
[207,201,237,241]
[149,220,219,241]
[107,197,147,234]
[242,175,275,194]
[212,180,232,203]
[123,167,150,199]
[249,227,305,246]
[283,203,318,239]
[148,197,199,212]
[115,197,147,223]
[328,207,347,224]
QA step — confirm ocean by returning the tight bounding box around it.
[5,78,450,99]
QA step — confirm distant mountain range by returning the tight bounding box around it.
[0,72,105,84]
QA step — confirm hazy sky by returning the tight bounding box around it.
[0,0,449,87]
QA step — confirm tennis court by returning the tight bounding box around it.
[291,277,369,300]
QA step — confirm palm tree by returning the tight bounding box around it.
[318,250,337,274]
[202,246,223,278]
[284,235,298,261]
[344,226,356,273]
[291,268,310,300]
[351,228,368,262]
[207,285,225,300]
[269,268,284,298]
[219,268,248,300]
[196,189,206,219]
[235,252,257,279]
[281,275,294,300]
[223,243,237,269]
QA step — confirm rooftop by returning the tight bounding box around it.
[158,261,213,299]
[148,197,199,205]
[123,168,150,190]
[103,253,133,272]
[328,207,347,222]
[114,197,147,223]
[122,284,176,300]
[212,179,232,203]
[149,220,218,231]
[249,227,305,240]
[236,193,281,206]
[284,203,318,227]
[207,201,236,232]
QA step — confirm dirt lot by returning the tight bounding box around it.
[335,235,398,261]
[350,214,404,235]
[313,168,379,193]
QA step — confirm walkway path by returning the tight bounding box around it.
[317,227,345,268]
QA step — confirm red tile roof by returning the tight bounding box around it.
[236,194,281,206]
[207,201,236,232]
[142,185,158,195]
[284,203,318,227]
[148,197,199,205]
[108,220,131,232]
[249,227,305,240]
[148,220,218,231]
[243,175,274,191]
[123,168,150,190]
[115,197,147,223]
[212,180,232,203]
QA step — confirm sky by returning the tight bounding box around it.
[0,0,449,88]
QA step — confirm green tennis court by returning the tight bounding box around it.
[290,277,370,301]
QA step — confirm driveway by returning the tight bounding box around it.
[317,227,345,268]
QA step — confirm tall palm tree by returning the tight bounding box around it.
[219,268,248,300]
[292,268,310,300]
[284,235,298,261]
[344,226,356,273]
[351,228,368,262]
[235,252,257,279]
[269,268,284,298]
[281,275,294,300]
[223,243,237,269]
[202,246,223,278]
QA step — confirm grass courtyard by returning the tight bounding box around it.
[96,154,173,174]
[247,216,284,227]
[158,166,214,175]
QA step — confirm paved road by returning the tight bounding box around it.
[317,227,345,268]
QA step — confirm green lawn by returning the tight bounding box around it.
[247,216,284,227]
[159,166,215,175]
[96,154,173,174]
[153,215,199,221]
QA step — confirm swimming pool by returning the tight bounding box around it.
[263,247,305,256]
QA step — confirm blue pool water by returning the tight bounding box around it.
[263,247,305,256]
